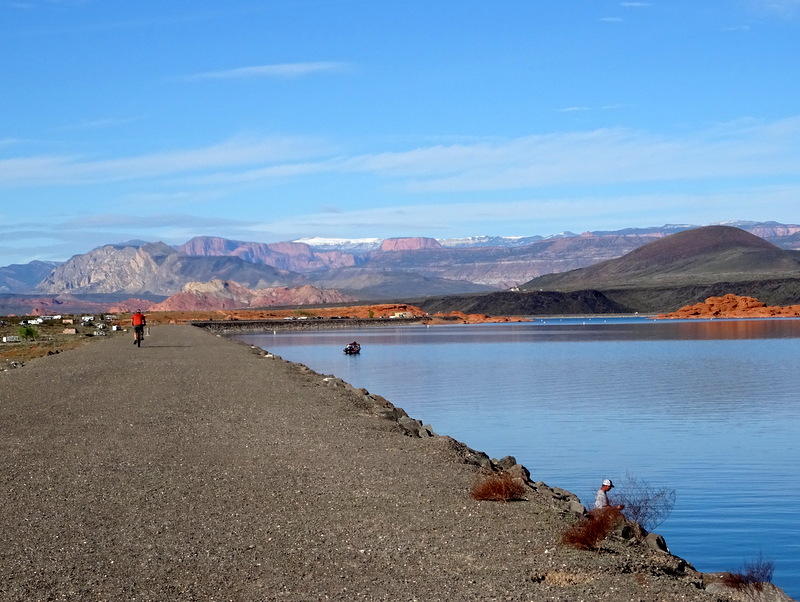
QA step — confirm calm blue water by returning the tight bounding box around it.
[236,318,800,599]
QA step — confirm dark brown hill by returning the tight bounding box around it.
[523,226,800,291]
[415,290,633,316]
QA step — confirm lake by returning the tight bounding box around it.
[235,318,800,599]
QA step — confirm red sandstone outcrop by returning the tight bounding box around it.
[136,304,525,326]
[431,311,527,324]
[657,294,800,319]
[140,303,428,324]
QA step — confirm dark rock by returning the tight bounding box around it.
[494,455,517,470]
[645,532,670,553]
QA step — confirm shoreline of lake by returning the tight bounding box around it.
[240,321,800,600]
[1,325,792,600]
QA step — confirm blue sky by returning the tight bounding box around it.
[2,0,799,265]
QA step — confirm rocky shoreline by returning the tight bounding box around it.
[0,325,792,601]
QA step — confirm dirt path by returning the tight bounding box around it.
[0,325,745,601]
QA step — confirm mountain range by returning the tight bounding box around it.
[2,221,800,315]
[416,225,800,315]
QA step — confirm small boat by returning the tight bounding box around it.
[343,341,361,355]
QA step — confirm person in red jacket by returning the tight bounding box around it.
[131,310,146,345]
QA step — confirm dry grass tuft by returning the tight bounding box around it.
[470,471,528,502]
[560,506,623,550]
[721,553,775,599]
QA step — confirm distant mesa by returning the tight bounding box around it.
[380,237,442,252]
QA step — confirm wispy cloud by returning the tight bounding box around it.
[0,137,25,148]
[600,16,624,22]
[183,62,350,81]
[4,181,800,263]
[747,0,800,17]
[0,135,331,186]
[331,117,800,193]
[57,115,145,131]
[58,213,247,231]
[3,0,90,8]
[5,117,800,196]
[238,183,800,240]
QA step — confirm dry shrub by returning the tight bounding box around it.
[614,472,676,532]
[561,506,623,550]
[721,553,775,598]
[470,471,528,502]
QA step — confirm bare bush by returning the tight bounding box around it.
[561,507,623,550]
[614,472,675,532]
[722,552,775,599]
[470,471,528,502]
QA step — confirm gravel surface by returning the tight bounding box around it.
[0,325,782,601]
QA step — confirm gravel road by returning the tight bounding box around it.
[0,325,778,601]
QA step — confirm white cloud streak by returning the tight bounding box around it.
[333,117,800,193]
[239,183,800,238]
[2,116,799,203]
[0,136,330,186]
[746,0,800,17]
[183,62,350,81]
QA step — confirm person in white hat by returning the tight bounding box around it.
[594,478,625,510]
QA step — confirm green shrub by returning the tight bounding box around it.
[17,325,39,341]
